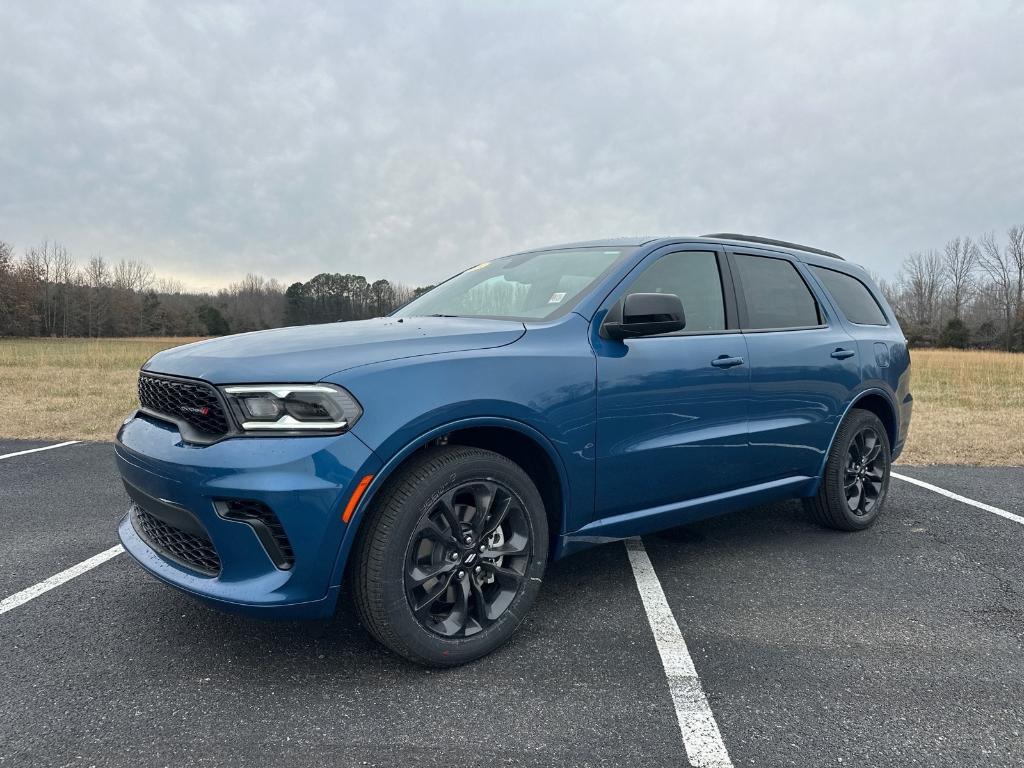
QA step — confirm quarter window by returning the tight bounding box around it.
[810,266,888,326]
[624,251,726,332]
[733,254,821,330]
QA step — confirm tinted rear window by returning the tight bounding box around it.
[733,254,821,329]
[810,266,887,325]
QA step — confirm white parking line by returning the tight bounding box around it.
[0,545,124,615]
[892,472,1024,526]
[625,537,733,768]
[0,440,81,461]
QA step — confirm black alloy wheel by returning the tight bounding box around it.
[843,425,886,516]
[404,480,532,637]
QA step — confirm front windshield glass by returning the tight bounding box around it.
[394,247,629,320]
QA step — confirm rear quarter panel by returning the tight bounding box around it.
[800,253,912,456]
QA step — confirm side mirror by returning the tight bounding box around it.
[604,292,685,340]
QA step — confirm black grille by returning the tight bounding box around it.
[138,372,230,437]
[217,499,295,569]
[131,503,222,576]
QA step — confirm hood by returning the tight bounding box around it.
[143,316,527,383]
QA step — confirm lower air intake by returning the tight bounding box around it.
[130,503,222,576]
[216,499,295,570]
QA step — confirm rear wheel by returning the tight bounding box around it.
[351,445,547,666]
[804,409,891,531]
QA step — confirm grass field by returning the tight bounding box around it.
[0,338,204,442]
[903,349,1024,465]
[0,338,1021,465]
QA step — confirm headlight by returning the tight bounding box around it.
[221,383,363,433]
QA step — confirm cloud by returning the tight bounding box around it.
[1,0,1023,288]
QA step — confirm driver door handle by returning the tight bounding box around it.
[830,348,856,360]
[711,355,745,369]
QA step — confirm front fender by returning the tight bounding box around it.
[321,315,598,588]
[325,415,575,590]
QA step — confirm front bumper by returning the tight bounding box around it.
[115,413,381,618]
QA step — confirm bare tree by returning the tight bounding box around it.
[84,255,111,337]
[39,243,55,335]
[53,247,77,336]
[1009,225,1024,322]
[895,250,944,341]
[113,259,155,293]
[978,231,1017,351]
[942,237,977,319]
[154,276,185,295]
[0,241,15,332]
[21,245,48,334]
[214,273,286,332]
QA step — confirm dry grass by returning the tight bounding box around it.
[899,348,1024,466]
[0,339,1021,465]
[0,338,202,442]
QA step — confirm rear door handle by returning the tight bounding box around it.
[831,348,856,360]
[711,355,745,369]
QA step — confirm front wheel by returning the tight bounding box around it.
[351,445,548,667]
[804,409,891,531]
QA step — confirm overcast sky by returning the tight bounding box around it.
[2,1,1023,290]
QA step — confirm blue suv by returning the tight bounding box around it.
[116,234,912,666]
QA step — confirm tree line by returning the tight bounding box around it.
[3,230,1024,348]
[0,239,426,338]
[879,226,1024,351]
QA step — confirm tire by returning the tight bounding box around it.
[804,409,891,531]
[351,445,548,667]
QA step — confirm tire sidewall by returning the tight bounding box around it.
[826,411,892,530]
[376,451,548,666]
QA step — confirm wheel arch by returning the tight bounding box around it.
[330,417,571,588]
[808,388,899,496]
[848,391,898,448]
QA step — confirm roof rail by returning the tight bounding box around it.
[701,233,843,260]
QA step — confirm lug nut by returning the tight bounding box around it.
[456,570,466,580]
[463,534,473,545]
[473,565,482,574]
[479,544,486,552]
[449,552,460,561]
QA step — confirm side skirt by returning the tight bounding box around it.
[557,475,814,558]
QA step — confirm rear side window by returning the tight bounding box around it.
[625,251,726,332]
[810,266,888,326]
[732,254,821,329]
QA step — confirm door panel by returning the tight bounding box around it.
[728,250,860,482]
[594,334,751,518]
[743,327,859,482]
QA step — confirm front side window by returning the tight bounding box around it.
[810,265,888,325]
[733,254,821,330]
[622,250,726,332]
[395,247,627,320]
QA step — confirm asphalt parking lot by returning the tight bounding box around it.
[1,440,1022,767]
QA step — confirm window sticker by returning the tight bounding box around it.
[548,291,567,304]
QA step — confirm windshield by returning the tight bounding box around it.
[394,247,629,321]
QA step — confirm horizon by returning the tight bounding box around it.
[6,227,1023,295]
